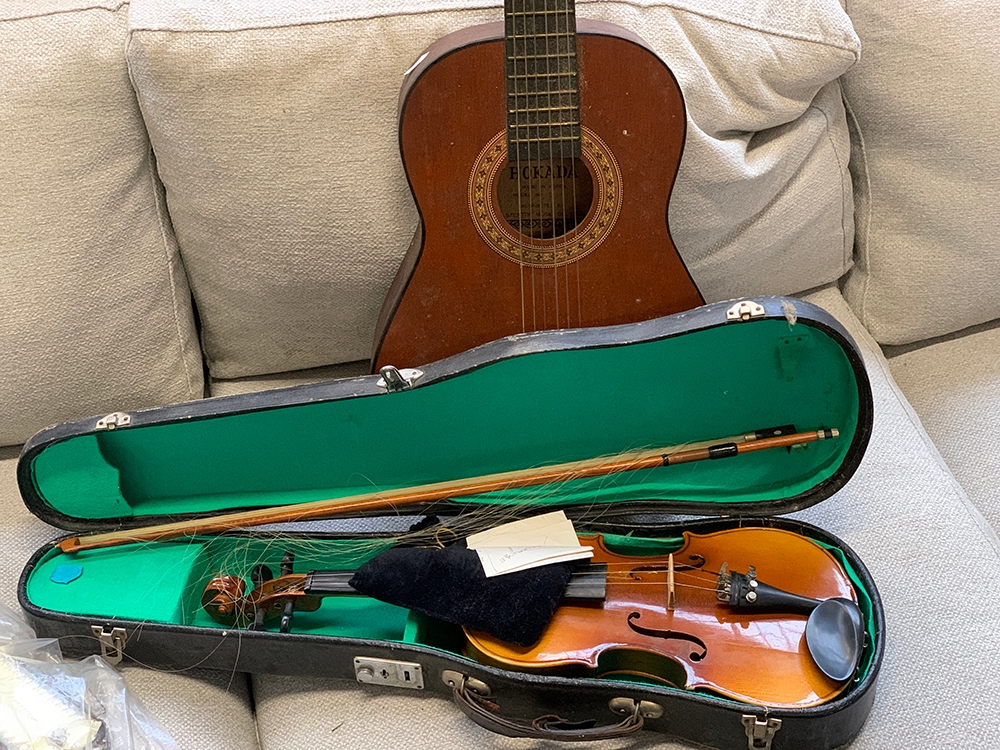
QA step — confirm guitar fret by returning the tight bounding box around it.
[507,72,578,79]
[508,106,578,114]
[509,88,577,96]
[510,135,580,144]
[507,53,576,61]
[509,31,572,39]
[511,121,580,130]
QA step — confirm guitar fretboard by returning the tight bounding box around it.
[504,0,582,161]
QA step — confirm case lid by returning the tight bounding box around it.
[18,297,872,532]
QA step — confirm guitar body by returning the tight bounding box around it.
[373,20,703,371]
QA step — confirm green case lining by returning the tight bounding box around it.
[27,319,858,521]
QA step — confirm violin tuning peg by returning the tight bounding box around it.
[251,564,273,587]
[280,551,295,577]
[247,607,267,631]
[279,599,295,634]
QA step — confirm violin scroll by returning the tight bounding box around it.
[201,553,331,632]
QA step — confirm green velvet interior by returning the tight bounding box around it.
[25,529,876,698]
[28,319,859,521]
[27,536,410,640]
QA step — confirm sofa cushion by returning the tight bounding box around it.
[126,0,859,379]
[0,0,203,448]
[840,0,1000,345]
[885,321,1000,532]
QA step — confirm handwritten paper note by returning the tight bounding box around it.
[466,511,593,577]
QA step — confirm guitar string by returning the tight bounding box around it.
[563,0,580,329]
[510,0,528,334]
[548,0,562,329]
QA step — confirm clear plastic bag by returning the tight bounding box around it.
[0,600,178,750]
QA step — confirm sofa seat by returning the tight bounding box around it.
[885,322,1000,534]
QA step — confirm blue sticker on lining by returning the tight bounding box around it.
[50,564,83,584]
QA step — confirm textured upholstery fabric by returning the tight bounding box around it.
[840,0,1000,345]
[246,287,1000,749]
[886,320,1000,532]
[126,0,859,379]
[209,360,368,398]
[0,0,203,448]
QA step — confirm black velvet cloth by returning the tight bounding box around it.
[349,545,573,647]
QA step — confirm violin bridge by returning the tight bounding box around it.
[667,553,676,611]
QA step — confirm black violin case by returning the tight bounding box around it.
[16,297,883,750]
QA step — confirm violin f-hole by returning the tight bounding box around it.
[626,611,708,662]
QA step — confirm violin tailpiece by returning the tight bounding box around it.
[717,565,822,615]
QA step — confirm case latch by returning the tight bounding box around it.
[96,412,131,431]
[354,657,424,689]
[726,300,766,322]
[742,715,782,750]
[90,625,126,665]
[376,366,424,392]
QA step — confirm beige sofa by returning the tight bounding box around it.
[4,0,1000,747]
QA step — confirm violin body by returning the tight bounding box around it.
[372,18,703,371]
[464,528,859,708]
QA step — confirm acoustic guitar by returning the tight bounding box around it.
[372,1,704,371]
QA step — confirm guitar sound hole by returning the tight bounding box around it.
[496,157,594,240]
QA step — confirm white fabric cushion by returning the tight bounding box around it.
[0,0,203,447]
[247,286,1000,748]
[886,321,1000,531]
[126,0,859,379]
[840,0,1000,345]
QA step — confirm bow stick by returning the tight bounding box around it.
[55,427,838,554]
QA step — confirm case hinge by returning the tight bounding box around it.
[90,625,126,665]
[726,300,766,322]
[354,657,424,689]
[376,366,424,393]
[441,670,491,697]
[96,412,131,431]
[742,715,782,750]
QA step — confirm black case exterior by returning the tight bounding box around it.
[16,298,883,749]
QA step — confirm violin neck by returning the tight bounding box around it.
[302,562,608,600]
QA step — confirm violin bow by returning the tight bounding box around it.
[55,427,839,554]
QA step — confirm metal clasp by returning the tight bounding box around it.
[726,300,765,322]
[376,366,424,393]
[91,625,126,665]
[96,412,131,431]
[742,715,782,750]
[353,657,424,689]
[441,670,491,696]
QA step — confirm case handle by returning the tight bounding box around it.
[450,676,649,741]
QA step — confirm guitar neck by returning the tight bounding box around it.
[504,0,582,160]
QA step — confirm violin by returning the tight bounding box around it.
[201,527,865,709]
[465,528,863,708]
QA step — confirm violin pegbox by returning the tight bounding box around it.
[201,551,309,633]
